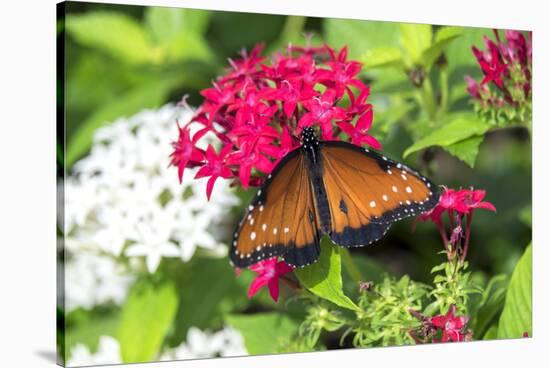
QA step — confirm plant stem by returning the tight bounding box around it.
[460,212,474,263]
[437,68,449,119]
[279,15,306,48]
[421,78,437,122]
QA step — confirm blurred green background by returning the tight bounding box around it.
[58,1,531,364]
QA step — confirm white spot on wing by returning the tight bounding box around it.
[370,201,376,208]
[250,232,256,240]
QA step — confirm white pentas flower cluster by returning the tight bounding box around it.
[67,327,246,366]
[63,104,240,311]
[161,327,247,360]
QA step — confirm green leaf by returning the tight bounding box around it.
[498,244,532,339]
[360,47,403,69]
[145,7,210,44]
[225,313,299,355]
[483,324,499,340]
[421,26,462,70]
[143,7,213,64]
[66,11,153,64]
[117,280,178,363]
[324,18,400,59]
[399,23,432,64]
[65,79,173,167]
[403,114,489,158]
[472,274,509,338]
[442,135,485,167]
[163,32,213,63]
[295,237,360,311]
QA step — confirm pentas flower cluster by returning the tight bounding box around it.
[465,29,532,125]
[409,305,472,343]
[171,43,380,199]
[246,258,294,302]
[420,187,496,262]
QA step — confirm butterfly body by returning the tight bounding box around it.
[230,127,440,269]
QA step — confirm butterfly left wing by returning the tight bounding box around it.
[320,141,440,247]
[230,149,322,268]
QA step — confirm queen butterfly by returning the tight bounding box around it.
[230,127,440,268]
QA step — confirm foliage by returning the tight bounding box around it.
[498,244,532,338]
[117,279,178,363]
[295,238,360,312]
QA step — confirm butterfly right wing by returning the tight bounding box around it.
[230,149,322,269]
[320,141,439,248]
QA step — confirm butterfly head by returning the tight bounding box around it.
[301,127,319,148]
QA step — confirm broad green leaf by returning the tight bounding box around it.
[442,135,485,167]
[483,324,499,340]
[295,237,360,311]
[421,26,463,70]
[225,313,299,355]
[472,274,509,338]
[65,79,173,167]
[360,47,403,69]
[66,11,153,64]
[145,7,210,44]
[324,18,400,59]
[163,32,213,63]
[399,23,432,64]
[117,280,178,363]
[403,115,489,158]
[498,244,532,339]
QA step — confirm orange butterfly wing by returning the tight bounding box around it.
[320,142,439,247]
[230,149,321,268]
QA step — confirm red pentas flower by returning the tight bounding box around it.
[420,187,496,226]
[419,187,496,261]
[170,42,383,200]
[430,305,470,342]
[247,258,293,302]
[194,144,233,200]
[170,124,205,183]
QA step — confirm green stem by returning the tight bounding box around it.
[437,68,449,119]
[340,248,363,284]
[276,16,307,51]
[421,78,437,122]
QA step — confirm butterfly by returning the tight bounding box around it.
[229,126,440,269]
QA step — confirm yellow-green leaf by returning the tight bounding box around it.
[295,237,360,311]
[225,313,299,355]
[498,244,532,339]
[421,26,463,69]
[117,280,178,363]
[360,47,403,69]
[66,11,153,64]
[403,115,489,158]
[399,23,432,63]
[442,135,485,168]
